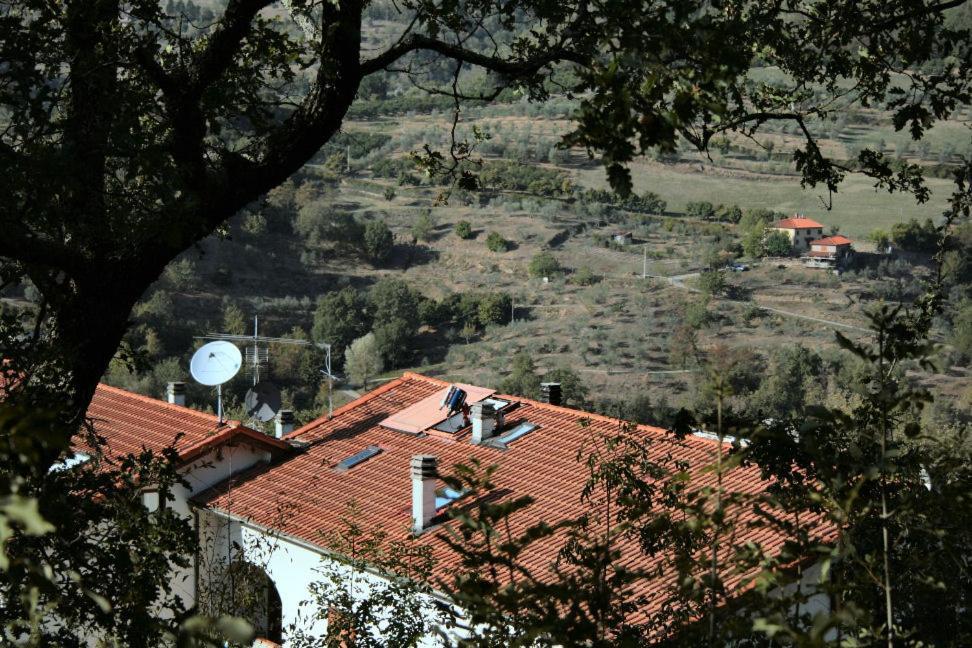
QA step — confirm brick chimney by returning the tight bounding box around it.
[540,382,562,406]
[166,382,186,406]
[275,409,295,438]
[471,402,502,444]
[411,455,438,533]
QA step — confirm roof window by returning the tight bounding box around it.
[49,451,91,473]
[494,422,538,446]
[435,486,467,509]
[334,445,382,472]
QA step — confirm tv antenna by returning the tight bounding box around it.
[196,315,338,419]
[189,341,243,425]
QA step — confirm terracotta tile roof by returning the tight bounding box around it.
[195,373,832,622]
[774,217,824,229]
[84,383,291,464]
[810,235,853,246]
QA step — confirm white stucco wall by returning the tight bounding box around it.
[198,510,460,647]
[142,442,273,609]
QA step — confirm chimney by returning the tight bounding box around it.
[275,409,295,438]
[411,454,438,533]
[166,382,186,406]
[540,382,562,406]
[471,402,502,444]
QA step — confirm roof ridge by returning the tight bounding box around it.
[497,391,672,437]
[95,383,234,426]
[285,373,441,439]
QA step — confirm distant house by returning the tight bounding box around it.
[803,235,854,268]
[771,216,825,253]
[612,231,633,245]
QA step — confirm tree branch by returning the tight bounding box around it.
[188,0,274,99]
[359,33,587,79]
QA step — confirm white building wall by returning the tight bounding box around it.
[142,443,273,609]
[199,511,458,647]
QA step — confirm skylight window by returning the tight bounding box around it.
[435,487,467,509]
[334,445,382,472]
[49,451,91,473]
[495,422,538,446]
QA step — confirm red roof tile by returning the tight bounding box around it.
[774,217,824,229]
[810,235,853,246]
[85,383,290,463]
[196,373,833,622]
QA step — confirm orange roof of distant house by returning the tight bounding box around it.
[84,383,291,464]
[196,372,834,624]
[774,217,824,229]
[810,235,853,246]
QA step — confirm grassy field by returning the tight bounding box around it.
[575,161,954,240]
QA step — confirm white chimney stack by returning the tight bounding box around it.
[471,402,502,444]
[411,455,438,533]
[275,410,295,438]
[166,382,186,406]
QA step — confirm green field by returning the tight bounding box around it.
[575,162,953,240]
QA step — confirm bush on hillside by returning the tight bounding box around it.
[454,220,474,239]
[364,220,394,264]
[485,231,509,252]
[528,251,561,278]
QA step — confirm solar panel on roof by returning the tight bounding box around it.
[495,422,538,446]
[334,445,382,472]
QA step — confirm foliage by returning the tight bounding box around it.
[869,228,891,251]
[288,504,442,647]
[950,299,972,361]
[411,210,437,244]
[542,366,588,407]
[528,251,561,278]
[500,353,542,399]
[763,230,794,257]
[0,403,201,646]
[685,200,716,220]
[485,231,509,253]
[571,266,601,286]
[476,293,512,328]
[890,217,939,252]
[368,279,420,367]
[312,288,372,367]
[222,302,248,336]
[478,161,570,196]
[750,345,824,419]
[343,333,384,387]
[454,220,474,239]
[697,269,726,296]
[363,220,394,265]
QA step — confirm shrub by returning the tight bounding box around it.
[454,220,474,239]
[485,231,509,252]
[764,230,793,257]
[411,210,436,243]
[477,293,512,327]
[528,251,561,278]
[685,201,717,220]
[572,266,600,286]
[697,269,727,296]
[364,220,394,264]
[383,187,396,201]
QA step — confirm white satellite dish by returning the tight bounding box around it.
[190,341,242,386]
[190,341,242,424]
